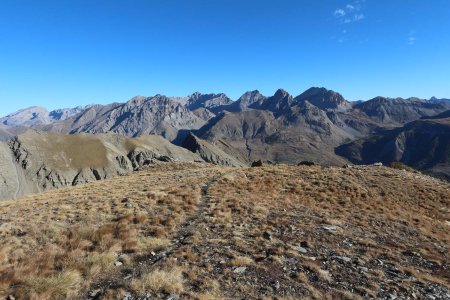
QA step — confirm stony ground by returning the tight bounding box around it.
[0,162,449,299]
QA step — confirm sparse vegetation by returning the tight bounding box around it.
[0,162,449,299]
[130,267,184,294]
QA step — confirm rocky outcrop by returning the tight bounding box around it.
[185,92,233,114]
[0,130,203,201]
[43,96,206,142]
[181,132,247,167]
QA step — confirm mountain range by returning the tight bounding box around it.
[1,87,450,187]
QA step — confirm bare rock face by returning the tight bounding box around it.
[1,106,88,127]
[181,132,247,167]
[336,112,450,179]
[3,87,450,173]
[353,97,450,126]
[44,96,207,142]
[185,92,233,114]
[295,87,352,111]
[0,130,202,201]
[227,90,267,112]
[195,92,353,166]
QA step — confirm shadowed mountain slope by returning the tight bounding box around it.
[336,111,450,179]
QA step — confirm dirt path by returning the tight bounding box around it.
[138,171,227,266]
[85,168,232,297]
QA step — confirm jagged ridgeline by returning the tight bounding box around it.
[1,87,450,200]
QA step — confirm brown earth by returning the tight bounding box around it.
[0,162,449,299]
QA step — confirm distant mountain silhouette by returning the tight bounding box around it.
[2,87,450,171]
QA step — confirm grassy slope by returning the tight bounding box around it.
[0,163,449,299]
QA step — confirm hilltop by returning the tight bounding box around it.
[1,162,449,299]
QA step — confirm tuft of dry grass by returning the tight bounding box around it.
[138,237,171,252]
[130,267,184,294]
[229,256,254,267]
[18,270,82,300]
[1,162,449,299]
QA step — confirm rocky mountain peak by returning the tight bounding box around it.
[259,89,293,114]
[295,87,349,111]
[274,88,290,99]
[1,105,88,128]
[185,92,233,113]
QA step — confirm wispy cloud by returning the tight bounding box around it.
[334,9,346,17]
[343,13,365,23]
[408,31,416,45]
[333,1,365,24]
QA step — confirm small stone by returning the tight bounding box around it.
[359,267,369,273]
[114,261,123,266]
[373,162,383,167]
[89,289,101,298]
[294,245,308,254]
[143,292,152,299]
[273,280,280,290]
[263,231,272,241]
[151,251,156,256]
[425,295,436,300]
[321,225,337,232]
[166,294,179,300]
[335,256,351,263]
[234,266,247,274]
[122,292,132,300]
[7,295,15,300]
[219,260,226,264]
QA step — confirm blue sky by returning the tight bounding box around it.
[1,0,450,116]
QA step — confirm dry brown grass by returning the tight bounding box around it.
[1,163,449,299]
[130,267,184,294]
[17,270,82,300]
[0,163,223,299]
